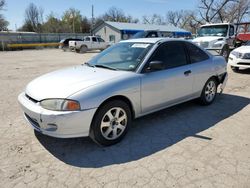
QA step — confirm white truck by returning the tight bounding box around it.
[193,23,236,59]
[69,36,110,53]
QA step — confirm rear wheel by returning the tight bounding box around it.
[90,100,131,146]
[80,45,88,53]
[199,78,218,105]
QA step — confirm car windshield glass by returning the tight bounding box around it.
[132,31,147,39]
[88,42,153,71]
[197,25,228,37]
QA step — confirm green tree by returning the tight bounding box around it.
[0,0,8,30]
[62,8,82,33]
[43,13,64,33]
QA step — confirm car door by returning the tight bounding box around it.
[184,42,211,95]
[140,41,194,114]
[97,37,106,49]
[91,37,99,49]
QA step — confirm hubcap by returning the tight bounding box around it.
[100,107,127,140]
[205,81,216,102]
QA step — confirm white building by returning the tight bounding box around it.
[92,21,191,43]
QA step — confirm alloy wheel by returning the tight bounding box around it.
[100,107,127,140]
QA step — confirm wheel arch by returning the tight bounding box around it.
[80,44,88,49]
[97,95,135,119]
[89,95,135,138]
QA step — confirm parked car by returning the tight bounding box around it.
[228,41,250,71]
[69,36,110,53]
[18,38,228,146]
[59,38,83,51]
[132,30,163,39]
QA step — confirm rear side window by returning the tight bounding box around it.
[150,41,188,70]
[98,38,105,42]
[186,42,209,63]
[85,37,90,41]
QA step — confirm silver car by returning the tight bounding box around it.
[18,38,228,146]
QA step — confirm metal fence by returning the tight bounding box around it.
[0,32,90,50]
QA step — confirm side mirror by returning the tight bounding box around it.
[148,61,165,71]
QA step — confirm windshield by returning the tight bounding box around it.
[132,31,147,39]
[88,42,153,71]
[198,25,228,37]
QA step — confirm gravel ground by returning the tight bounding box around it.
[0,49,250,188]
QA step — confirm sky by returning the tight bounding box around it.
[4,0,198,30]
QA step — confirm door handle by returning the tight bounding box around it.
[184,70,192,76]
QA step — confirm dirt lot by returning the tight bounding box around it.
[0,49,250,188]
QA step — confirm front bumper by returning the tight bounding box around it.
[18,92,97,138]
[228,55,250,68]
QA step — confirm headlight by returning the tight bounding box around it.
[231,51,244,59]
[242,53,250,59]
[40,99,81,111]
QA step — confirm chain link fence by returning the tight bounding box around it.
[0,32,90,51]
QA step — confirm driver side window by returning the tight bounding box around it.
[148,41,188,71]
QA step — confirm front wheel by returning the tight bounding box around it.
[199,78,218,105]
[90,100,132,146]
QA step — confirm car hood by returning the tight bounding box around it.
[25,65,132,101]
[233,46,250,53]
[193,36,224,43]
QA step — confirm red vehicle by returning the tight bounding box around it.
[235,22,250,46]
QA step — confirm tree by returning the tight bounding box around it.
[217,0,250,23]
[142,14,165,25]
[42,13,64,33]
[0,0,8,30]
[100,7,139,23]
[81,16,91,33]
[197,0,238,23]
[166,10,200,33]
[20,3,44,32]
[62,8,83,33]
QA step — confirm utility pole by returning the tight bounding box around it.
[91,5,94,35]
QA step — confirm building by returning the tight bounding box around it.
[92,21,192,43]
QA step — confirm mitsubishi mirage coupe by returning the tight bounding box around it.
[18,38,228,146]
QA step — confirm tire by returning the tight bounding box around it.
[220,45,229,60]
[80,45,88,53]
[231,66,239,72]
[199,78,218,105]
[90,100,132,146]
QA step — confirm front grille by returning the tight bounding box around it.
[200,42,209,48]
[25,94,39,103]
[237,62,250,65]
[24,113,40,129]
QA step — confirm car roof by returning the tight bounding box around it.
[200,23,232,27]
[120,38,188,44]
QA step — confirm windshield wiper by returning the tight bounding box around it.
[95,64,117,70]
[84,62,95,67]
